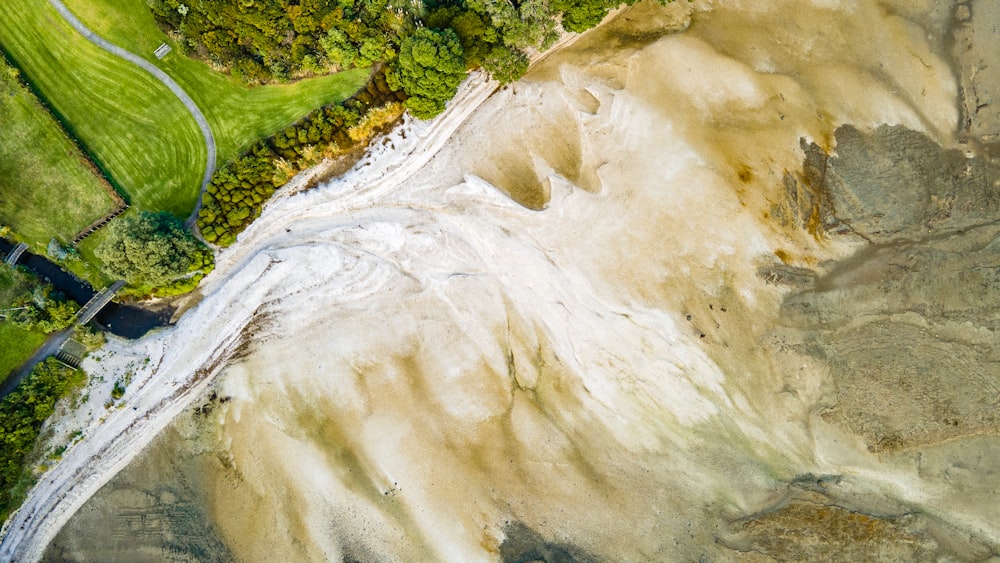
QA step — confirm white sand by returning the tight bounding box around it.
[0,21,604,561]
[5,0,990,560]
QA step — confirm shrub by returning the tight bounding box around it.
[197,70,406,246]
[95,211,213,288]
[0,358,85,521]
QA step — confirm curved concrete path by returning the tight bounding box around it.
[47,0,216,228]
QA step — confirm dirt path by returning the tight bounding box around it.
[46,0,216,227]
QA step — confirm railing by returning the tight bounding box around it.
[73,279,126,326]
[4,242,28,266]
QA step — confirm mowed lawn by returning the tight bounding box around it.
[0,267,48,378]
[0,0,205,216]
[63,0,370,167]
[0,60,116,249]
[0,324,46,380]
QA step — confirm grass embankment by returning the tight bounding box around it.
[63,0,370,172]
[0,0,205,216]
[0,58,117,250]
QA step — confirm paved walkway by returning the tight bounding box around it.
[47,0,216,228]
[0,280,126,399]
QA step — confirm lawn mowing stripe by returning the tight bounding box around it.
[61,0,371,171]
[0,1,206,216]
[46,0,215,228]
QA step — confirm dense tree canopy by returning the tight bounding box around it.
[0,358,85,521]
[198,71,405,246]
[390,28,466,119]
[6,286,77,333]
[149,0,408,83]
[95,211,210,287]
[150,0,665,89]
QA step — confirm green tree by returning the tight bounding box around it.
[95,211,209,287]
[483,44,529,84]
[0,358,85,521]
[391,27,467,119]
[8,285,78,333]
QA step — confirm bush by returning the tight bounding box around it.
[95,211,213,288]
[6,283,78,334]
[0,358,85,521]
[391,28,467,120]
[197,70,406,246]
[111,379,126,400]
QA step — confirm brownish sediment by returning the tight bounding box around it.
[31,1,1000,561]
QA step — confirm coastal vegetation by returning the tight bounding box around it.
[197,72,405,245]
[0,263,78,373]
[3,287,78,335]
[0,358,86,522]
[148,0,661,106]
[95,211,213,292]
[391,28,467,119]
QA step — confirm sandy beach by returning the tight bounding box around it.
[0,17,615,557]
[8,1,1000,560]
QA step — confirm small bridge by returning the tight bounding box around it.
[73,280,126,326]
[4,242,28,266]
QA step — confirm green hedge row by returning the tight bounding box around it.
[197,70,406,246]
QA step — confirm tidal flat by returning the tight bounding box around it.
[40,1,1000,560]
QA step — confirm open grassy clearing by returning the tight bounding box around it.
[0,59,116,250]
[63,0,370,168]
[0,0,205,216]
[62,228,115,291]
[0,267,48,378]
[0,324,46,380]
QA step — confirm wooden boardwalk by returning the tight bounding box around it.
[54,339,87,369]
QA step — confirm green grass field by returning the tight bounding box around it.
[0,60,116,250]
[0,324,46,380]
[0,0,205,216]
[0,267,48,378]
[64,0,370,170]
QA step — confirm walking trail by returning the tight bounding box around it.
[46,0,216,227]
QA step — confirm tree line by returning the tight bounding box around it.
[0,358,85,522]
[197,70,405,245]
[150,0,673,119]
